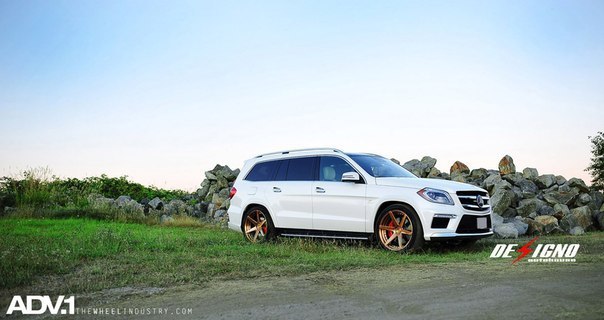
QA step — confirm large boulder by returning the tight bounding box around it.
[148,197,164,210]
[403,156,437,178]
[483,174,502,193]
[510,217,529,236]
[494,223,518,238]
[560,206,593,232]
[543,189,579,206]
[552,203,570,220]
[491,189,516,216]
[568,178,589,193]
[555,175,567,186]
[534,215,562,234]
[498,155,516,175]
[516,179,538,198]
[596,212,604,231]
[535,174,556,189]
[516,198,547,217]
[575,193,592,207]
[522,167,539,181]
[450,161,470,176]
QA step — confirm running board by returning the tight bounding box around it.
[278,229,372,241]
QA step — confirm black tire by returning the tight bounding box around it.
[374,204,425,252]
[242,206,276,243]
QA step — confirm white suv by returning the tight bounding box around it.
[227,148,493,251]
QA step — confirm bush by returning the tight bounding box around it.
[0,168,189,215]
[587,131,604,191]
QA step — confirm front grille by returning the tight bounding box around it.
[456,191,490,212]
[456,214,492,234]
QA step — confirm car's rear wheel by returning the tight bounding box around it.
[242,206,275,243]
[375,204,424,252]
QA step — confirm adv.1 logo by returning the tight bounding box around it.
[6,295,75,315]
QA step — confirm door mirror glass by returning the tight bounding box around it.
[341,172,361,183]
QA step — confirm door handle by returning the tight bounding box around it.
[315,187,325,193]
[273,187,281,193]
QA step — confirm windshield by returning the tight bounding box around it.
[348,154,417,178]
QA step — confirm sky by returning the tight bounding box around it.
[0,0,603,191]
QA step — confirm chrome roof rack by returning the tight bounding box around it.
[255,148,344,158]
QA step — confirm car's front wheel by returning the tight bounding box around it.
[242,206,275,243]
[375,204,424,252]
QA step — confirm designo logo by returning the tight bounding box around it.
[489,237,580,264]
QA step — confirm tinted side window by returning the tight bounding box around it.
[274,159,289,181]
[245,160,279,181]
[286,157,316,181]
[319,156,356,182]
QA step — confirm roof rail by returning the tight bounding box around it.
[255,148,344,158]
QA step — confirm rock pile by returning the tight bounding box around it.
[401,155,604,238]
[195,165,240,224]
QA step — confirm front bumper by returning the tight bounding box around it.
[417,202,493,241]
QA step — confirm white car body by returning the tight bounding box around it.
[228,148,493,241]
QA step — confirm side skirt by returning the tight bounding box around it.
[277,228,373,241]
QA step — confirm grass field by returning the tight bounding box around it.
[1,218,602,296]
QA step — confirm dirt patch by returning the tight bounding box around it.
[20,261,601,320]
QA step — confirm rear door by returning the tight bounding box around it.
[264,157,316,229]
[312,156,367,232]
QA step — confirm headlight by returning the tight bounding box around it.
[417,188,454,205]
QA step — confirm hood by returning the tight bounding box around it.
[375,177,486,193]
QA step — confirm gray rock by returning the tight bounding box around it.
[538,205,555,216]
[522,167,539,181]
[470,168,488,180]
[491,189,515,215]
[451,173,468,183]
[160,214,174,224]
[494,223,518,238]
[116,195,132,206]
[568,178,589,193]
[543,189,579,206]
[558,183,571,192]
[596,212,604,231]
[511,217,529,236]
[148,197,164,210]
[502,172,525,186]
[205,171,217,180]
[517,198,547,217]
[555,175,567,186]
[517,179,538,198]
[569,226,585,236]
[164,200,189,216]
[589,191,603,212]
[560,206,593,232]
[214,209,227,219]
[498,155,516,175]
[576,193,592,207]
[535,174,556,189]
[491,213,504,226]
[483,174,502,193]
[492,180,513,195]
[552,203,570,220]
[503,208,518,218]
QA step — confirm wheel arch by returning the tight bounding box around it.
[241,203,272,230]
[372,200,422,233]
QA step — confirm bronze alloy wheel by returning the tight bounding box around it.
[243,209,269,242]
[378,209,414,251]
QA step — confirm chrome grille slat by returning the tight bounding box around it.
[456,191,490,212]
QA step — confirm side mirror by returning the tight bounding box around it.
[341,172,361,183]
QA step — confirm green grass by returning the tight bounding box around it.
[1,218,602,295]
